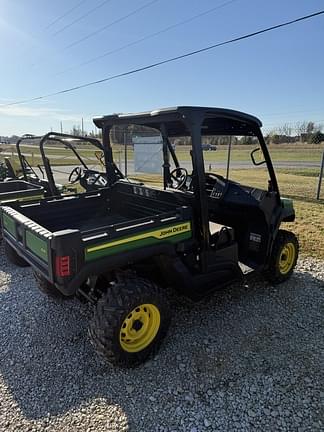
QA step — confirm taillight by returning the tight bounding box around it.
[55,255,71,277]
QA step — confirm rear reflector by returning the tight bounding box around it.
[55,255,70,277]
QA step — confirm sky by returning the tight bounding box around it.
[0,0,324,136]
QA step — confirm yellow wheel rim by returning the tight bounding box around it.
[278,242,296,274]
[119,304,160,353]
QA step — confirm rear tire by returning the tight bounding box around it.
[4,241,29,267]
[33,271,69,299]
[89,276,171,367]
[264,230,299,284]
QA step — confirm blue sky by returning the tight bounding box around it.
[0,0,323,136]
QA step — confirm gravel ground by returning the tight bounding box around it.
[0,248,323,432]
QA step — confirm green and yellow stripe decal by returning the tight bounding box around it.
[85,221,192,261]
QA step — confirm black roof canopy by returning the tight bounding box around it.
[93,106,262,137]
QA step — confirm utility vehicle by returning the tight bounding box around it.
[3,132,106,195]
[0,132,107,263]
[1,107,299,367]
[0,135,48,208]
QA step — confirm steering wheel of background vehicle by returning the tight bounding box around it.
[68,166,83,184]
[83,170,108,188]
[170,167,188,189]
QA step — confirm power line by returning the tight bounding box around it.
[58,0,238,75]
[64,0,161,50]
[52,0,113,36]
[45,0,89,30]
[2,9,324,108]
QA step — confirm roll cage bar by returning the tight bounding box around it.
[15,132,104,196]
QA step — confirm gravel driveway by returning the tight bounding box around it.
[0,248,323,432]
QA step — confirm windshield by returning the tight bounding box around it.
[39,137,103,187]
[109,124,269,190]
[110,124,167,187]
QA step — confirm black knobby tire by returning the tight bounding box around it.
[264,229,299,284]
[33,271,69,299]
[4,241,29,267]
[89,277,171,367]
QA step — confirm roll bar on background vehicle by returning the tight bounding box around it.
[16,132,104,197]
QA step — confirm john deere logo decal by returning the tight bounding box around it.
[85,222,192,260]
[159,224,190,238]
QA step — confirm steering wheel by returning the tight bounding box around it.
[85,171,108,187]
[69,166,83,184]
[206,172,226,182]
[170,167,188,189]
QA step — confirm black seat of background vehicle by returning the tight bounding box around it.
[4,158,17,178]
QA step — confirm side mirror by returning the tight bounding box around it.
[251,148,266,166]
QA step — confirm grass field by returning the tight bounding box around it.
[112,142,324,163]
[3,142,324,164]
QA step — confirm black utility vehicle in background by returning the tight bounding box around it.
[0,132,107,262]
[9,132,107,195]
[1,107,299,367]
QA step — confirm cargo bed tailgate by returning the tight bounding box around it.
[1,205,53,278]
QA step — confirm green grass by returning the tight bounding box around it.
[276,168,320,177]
[2,144,96,155]
[109,143,324,163]
[2,142,323,165]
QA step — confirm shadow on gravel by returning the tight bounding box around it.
[0,258,323,430]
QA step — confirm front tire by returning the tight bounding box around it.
[264,230,299,284]
[4,241,29,267]
[89,277,171,367]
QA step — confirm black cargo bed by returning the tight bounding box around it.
[13,182,181,235]
[0,180,44,204]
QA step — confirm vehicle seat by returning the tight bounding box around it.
[209,222,234,248]
[4,158,18,178]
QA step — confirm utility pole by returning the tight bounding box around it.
[124,132,128,177]
[316,150,324,200]
[81,118,84,135]
[226,135,232,180]
[60,121,63,133]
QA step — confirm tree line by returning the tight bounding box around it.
[1,120,323,146]
[266,121,324,144]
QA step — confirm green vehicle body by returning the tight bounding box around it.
[1,185,193,296]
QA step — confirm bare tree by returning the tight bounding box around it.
[306,121,315,134]
[295,121,308,136]
[70,125,82,136]
[278,123,292,136]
